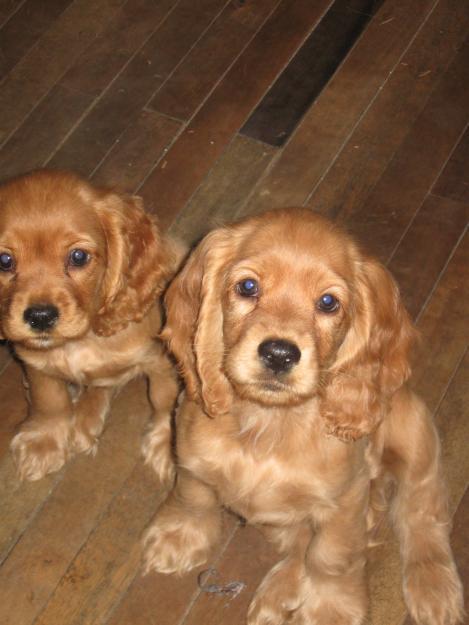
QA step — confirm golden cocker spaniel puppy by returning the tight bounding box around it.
[144,208,463,625]
[0,170,180,482]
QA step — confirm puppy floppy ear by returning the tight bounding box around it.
[321,258,417,441]
[161,229,234,417]
[92,192,176,336]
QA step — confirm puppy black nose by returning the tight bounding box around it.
[23,305,59,331]
[258,339,301,374]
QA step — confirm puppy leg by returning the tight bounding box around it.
[143,469,222,575]
[385,394,464,625]
[248,525,309,625]
[11,366,73,480]
[141,347,179,485]
[71,386,114,454]
[300,478,369,625]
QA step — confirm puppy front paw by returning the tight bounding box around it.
[404,558,464,625]
[142,505,221,575]
[11,420,71,481]
[248,559,304,625]
[141,420,175,486]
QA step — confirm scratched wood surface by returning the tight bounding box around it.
[0,0,467,623]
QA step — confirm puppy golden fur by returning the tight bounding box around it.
[144,208,463,625]
[0,169,180,482]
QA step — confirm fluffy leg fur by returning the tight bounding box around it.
[384,392,464,625]
[11,366,73,480]
[141,347,179,485]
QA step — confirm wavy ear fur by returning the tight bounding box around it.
[161,229,234,416]
[92,192,177,336]
[321,258,417,441]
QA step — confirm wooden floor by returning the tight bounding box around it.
[0,0,468,623]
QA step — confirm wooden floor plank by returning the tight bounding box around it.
[0,0,73,80]
[106,515,238,625]
[60,0,178,99]
[240,0,385,147]
[432,125,469,204]
[32,464,166,625]
[91,109,181,192]
[138,0,333,230]
[387,194,469,320]
[306,0,468,221]
[333,38,469,261]
[0,378,154,625]
[169,135,277,245]
[0,361,27,460]
[0,0,128,147]
[0,0,26,28]
[181,524,277,625]
[148,0,281,122]
[0,84,94,181]
[46,0,228,178]
[0,0,178,182]
[237,0,436,217]
[412,231,468,412]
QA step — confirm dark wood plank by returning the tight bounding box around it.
[307,0,469,220]
[91,110,181,192]
[412,231,468,413]
[0,360,26,461]
[60,0,178,99]
[432,126,469,204]
[388,194,469,320]
[0,84,94,182]
[138,0,334,230]
[0,0,128,147]
[148,0,281,121]
[241,0,385,147]
[337,37,469,263]
[169,135,277,245]
[0,377,153,625]
[46,0,228,177]
[0,0,179,182]
[238,0,437,217]
[0,0,24,27]
[0,0,73,80]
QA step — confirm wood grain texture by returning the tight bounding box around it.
[0,0,128,146]
[332,37,469,261]
[91,110,181,192]
[241,0,385,147]
[433,125,469,204]
[170,134,277,245]
[0,377,153,625]
[46,0,227,177]
[148,0,281,121]
[238,0,437,217]
[0,0,73,80]
[138,0,333,229]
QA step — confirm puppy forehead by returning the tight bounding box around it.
[233,213,356,281]
[0,172,104,242]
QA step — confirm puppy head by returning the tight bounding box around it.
[163,208,416,439]
[0,169,173,349]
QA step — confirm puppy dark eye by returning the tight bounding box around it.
[317,293,339,313]
[0,252,14,272]
[237,278,259,297]
[69,248,90,267]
